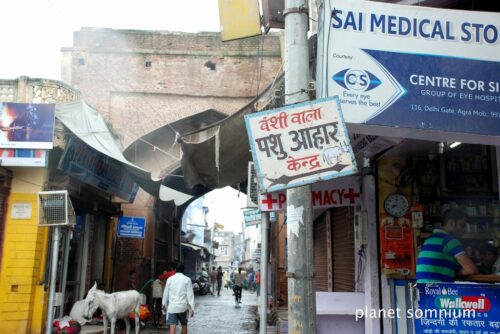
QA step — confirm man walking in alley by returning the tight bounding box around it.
[416,208,478,282]
[162,263,195,334]
[216,266,223,296]
[210,266,218,296]
[233,268,245,305]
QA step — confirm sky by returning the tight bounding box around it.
[183,186,248,234]
[1,0,247,231]
[0,0,220,80]
[203,187,248,233]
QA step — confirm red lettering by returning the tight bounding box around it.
[330,190,337,204]
[323,190,331,206]
[312,190,322,207]
[278,193,287,209]
[337,188,345,205]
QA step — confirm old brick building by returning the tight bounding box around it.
[60,28,283,290]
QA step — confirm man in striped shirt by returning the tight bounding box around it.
[416,208,478,283]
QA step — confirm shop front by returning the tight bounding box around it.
[376,140,500,334]
[316,1,500,333]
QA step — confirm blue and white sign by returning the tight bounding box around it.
[413,283,500,333]
[117,216,146,239]
[318,0,500,136]
[243,209,262,227]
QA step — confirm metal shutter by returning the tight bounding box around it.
[314,212,329,291]
[332,207,355,292]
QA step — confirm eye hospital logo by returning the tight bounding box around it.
[333,68,382,92]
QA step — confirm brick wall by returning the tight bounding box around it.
[62,28,283,148]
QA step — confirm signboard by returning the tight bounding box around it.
[218,0,262,41]
[74,215,85,239]
[380,216,415,276]
[117,216,146,239]
[11,203,32,219]
[413,283,500,333]
[319,0,500,137]
[243,209,262,227]
[259,176,361,211]
[58,137,139,203]
[0,149,47,167]
[0,103,56,149]
[245,97,357,193]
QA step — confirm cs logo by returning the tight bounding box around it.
[332,69,381,92]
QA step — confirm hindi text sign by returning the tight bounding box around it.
[117,216,146,239]
[245,97,357,193]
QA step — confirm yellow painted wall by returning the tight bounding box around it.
[0,168,49,334]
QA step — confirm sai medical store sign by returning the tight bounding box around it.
[318,0,500,137]
[245,97,357,193]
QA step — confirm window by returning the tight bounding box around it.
[219,245,228,256]
[145,60,152,68]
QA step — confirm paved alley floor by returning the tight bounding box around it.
[142,288,259,334]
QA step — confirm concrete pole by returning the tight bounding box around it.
[284,0,317,333]
[259,213,269,334]
[46,226,61,334]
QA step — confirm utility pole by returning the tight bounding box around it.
[259,213,269,334]
[284,0,317,333]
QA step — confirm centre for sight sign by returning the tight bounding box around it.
[317,0,500,137]
[245,97,357,193]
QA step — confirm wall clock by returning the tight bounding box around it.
[384,193,409,218]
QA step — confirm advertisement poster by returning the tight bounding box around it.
[58,137,139,203]
[117,216,146,239]
[318,0,500,136]
[0,148,47,167]
[0,103,55,149]
[245,97,357,193]
[379,215,415,276]
[414,283,500,333]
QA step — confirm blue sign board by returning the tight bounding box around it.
[319,0,500,137]
[73,215,85,239]
[414,283,500,333]
[117,216,146,239]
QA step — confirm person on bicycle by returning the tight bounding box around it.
[248,270,255,292]
[233,268,245,304]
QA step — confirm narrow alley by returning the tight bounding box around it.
[141,289,258,334]
[79,288,259,334]
[143,288,258,334]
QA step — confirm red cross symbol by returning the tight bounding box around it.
[261,193,278,210]
[343,188,360,204]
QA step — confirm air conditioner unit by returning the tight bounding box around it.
[38,190,76,227]
[247,162,259,208]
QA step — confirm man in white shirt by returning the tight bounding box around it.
[162,263,195,334]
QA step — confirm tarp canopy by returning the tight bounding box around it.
[55,101,190,203]
[179,74,284,190]
[55,74,283,206]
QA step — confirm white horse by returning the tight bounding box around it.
[83,282,141,334]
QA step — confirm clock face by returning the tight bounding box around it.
[384,193,409,217]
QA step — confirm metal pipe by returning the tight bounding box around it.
[46,226,61,334]
[58,229,72,318]
[285,0,317,332]
[259,213,269,334]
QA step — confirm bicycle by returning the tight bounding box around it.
[247,281,256,294]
